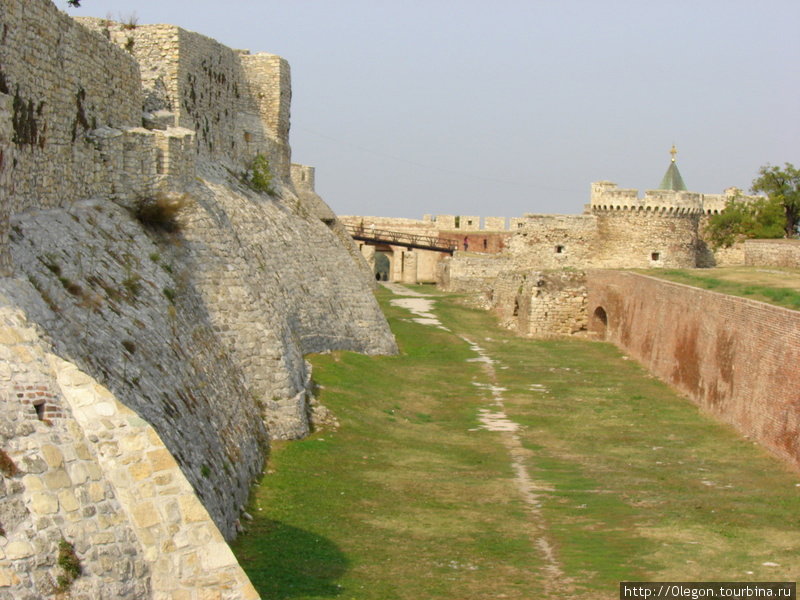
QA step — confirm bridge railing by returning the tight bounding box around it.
[344,225,459,254]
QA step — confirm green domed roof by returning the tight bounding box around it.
[658,145,687,191]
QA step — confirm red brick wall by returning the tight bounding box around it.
[587,270,800,470]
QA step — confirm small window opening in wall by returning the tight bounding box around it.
[651,252,660,261]
[517,222,523,228]
[467,220,473,226]
[33,402,45,421]
[483,239,487,250]
[555,245,564,254]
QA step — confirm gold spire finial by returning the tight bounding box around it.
[670,144,677,162]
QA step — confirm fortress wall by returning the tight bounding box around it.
[77,19,291,180]
[241,53,292,179]
[291,165,377,286]
[492,270,587,337]
[439,253,507,292]
[6,199,268,541]
[339,215,440,234]
[745,239,800,269]
[507,214,598,270]
[0,0,142,278]
[0,294,258,600]
[588,271,800,471]
[485,217,507,230]
[593,210,700,268]
[0,4,398,595]
[696,214,746,267]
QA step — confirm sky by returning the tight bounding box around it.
[66,1,799,220]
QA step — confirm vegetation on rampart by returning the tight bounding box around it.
[233,285,800,599]
[643,267,800,311]
[244,153,275,195]
[706,163,800,247]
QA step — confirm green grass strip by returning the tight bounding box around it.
[232,286,800,599]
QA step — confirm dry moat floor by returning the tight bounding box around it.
[231,283,800,600]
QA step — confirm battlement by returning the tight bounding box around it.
[590,181,704,214]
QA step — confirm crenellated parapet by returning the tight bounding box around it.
[590,181,704,215]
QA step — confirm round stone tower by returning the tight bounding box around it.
[590,149,703,268]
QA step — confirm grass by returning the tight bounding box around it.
[643,267,800,310]
[232,286,800,599]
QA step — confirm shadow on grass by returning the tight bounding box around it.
[235,520,349,600]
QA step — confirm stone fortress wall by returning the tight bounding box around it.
[0,2,396,598]
[743,239,800,269]
[344,181,758,298]
[75,17,293,182]
[339,214,512,283]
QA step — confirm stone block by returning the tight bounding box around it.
[131,501,160,529]
[88,482,106,503]
[67,462,90,485]
[148,448,178,472]
[4,540,35,559]
[39,444,63,468]
[120,433,147,453]
[178,495,208,524]
[129,461,153,482]
[21,474,44,492]
[29,492,58,515]
[43,469,71,490]
[57,489,80,512]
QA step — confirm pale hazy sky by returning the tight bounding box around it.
[67,1,799,219]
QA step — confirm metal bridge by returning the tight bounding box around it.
[344,225,459,254]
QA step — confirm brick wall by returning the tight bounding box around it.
[587,270,800,470]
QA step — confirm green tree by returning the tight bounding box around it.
[751,163,800,238]
[705,194,785,249]
[705,163,800,248]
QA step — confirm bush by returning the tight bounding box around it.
[246,153,274,195]
[134,192,192,232]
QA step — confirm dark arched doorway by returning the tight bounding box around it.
[592,306,608,339]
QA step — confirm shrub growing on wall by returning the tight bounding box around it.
[247,153,274,195]
[134,192,193,233]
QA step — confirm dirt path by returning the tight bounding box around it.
[386,284,571,597]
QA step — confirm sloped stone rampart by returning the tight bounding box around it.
[182,176,397,438]
[0,293,258,599]
[7,199,268,540]
[51,355,259,600]
[0,294,151,600]
[587,271,800,471]
[0,1,397,596]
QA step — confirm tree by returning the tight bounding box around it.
[705,163,800,248]
[705,194,785,249]
[751,163,800,238]
[66,0,81,6]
